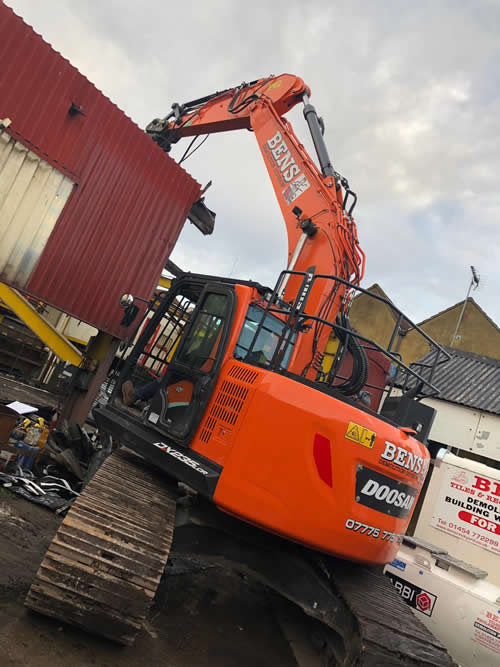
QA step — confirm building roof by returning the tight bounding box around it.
[418,347,500,415]
[357,288,500,338]
[418,297,500,334]
[353,283,412,330]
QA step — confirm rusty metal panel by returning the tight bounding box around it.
[0,3,201,338]
[0,131,75,287]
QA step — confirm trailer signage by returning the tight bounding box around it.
[472,609,500,655]
[431,464,500,555]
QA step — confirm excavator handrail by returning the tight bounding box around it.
[244,269,451,401]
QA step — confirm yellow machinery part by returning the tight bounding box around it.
[0,282,83,367]
[158,276,171,290]
[321,335,340,375]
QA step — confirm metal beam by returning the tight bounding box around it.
[164,258,184,276]
[0,283,83,367]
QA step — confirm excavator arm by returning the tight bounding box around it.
[147,74,365,378]
[147,75,309,145]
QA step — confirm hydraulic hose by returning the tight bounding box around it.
[332,313,369,396]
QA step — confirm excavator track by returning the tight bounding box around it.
[172,502,456,666]
[25,449,176,645]
[315,561,455,665]
[25,451,455,663]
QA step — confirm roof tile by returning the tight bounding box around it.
[416,347,500,415]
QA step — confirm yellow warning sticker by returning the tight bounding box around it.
[345,421,376,448]
[267,79,282,90]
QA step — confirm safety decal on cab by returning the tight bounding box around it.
[385,572,437,617]
[345,421,376,448]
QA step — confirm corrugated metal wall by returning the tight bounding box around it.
[0,131,75,287]
[0,2,201,338]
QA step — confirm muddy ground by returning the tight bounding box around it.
[0,491,299,667]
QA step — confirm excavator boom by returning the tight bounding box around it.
[147,74,364,379]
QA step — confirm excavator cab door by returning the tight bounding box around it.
[120,278,235,446]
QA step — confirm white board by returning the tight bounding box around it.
[430,463,500,556]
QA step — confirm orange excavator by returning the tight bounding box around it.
[27,75,454,665]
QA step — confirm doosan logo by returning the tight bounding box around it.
[266,131,301,183]
[361,479,416,512]
[355,467,418,519]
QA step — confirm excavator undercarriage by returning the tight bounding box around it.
[27,448,455,665]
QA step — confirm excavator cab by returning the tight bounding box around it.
[113,273,299,448]
[117,276,236,444]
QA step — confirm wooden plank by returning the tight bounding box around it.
[0,374,60,408]
[26,584,140,646]
[63,512,172,554]
[47,542,159,591]
[88,475,172,509]
[49,532,163,587]
[37,560,151,613]
[75,496,171,536]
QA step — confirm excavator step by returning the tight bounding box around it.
[25,449,176,645]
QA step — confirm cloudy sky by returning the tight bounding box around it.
[7,0,499,326]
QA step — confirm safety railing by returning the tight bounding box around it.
[244,270,450,403]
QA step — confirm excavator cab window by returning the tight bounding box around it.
[234,304,295,369]
[150,287,233,442]
[119,281,234,445]
[175,293,226,371]
[131,290,195,382]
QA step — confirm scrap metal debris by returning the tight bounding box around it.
[0,462,82,511]
[0,405,112,513]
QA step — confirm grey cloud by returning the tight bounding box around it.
[7,0,500,326]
